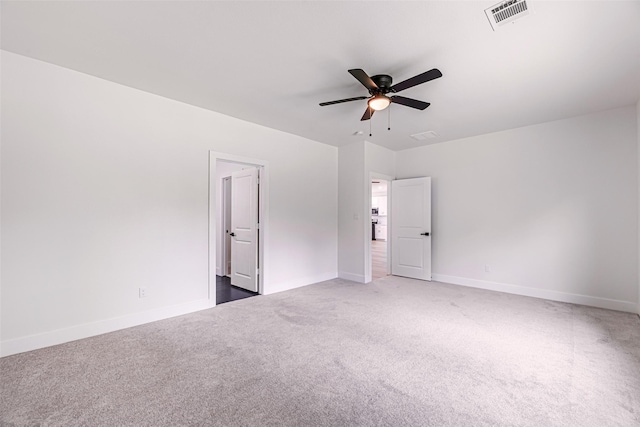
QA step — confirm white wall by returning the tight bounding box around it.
[338,141,365,282]
[365,141,395,179]
[338,140,395,282]
[1,51,338,355]
[637,99,640,315]
[396,106,638,312]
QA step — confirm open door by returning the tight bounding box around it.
[391,177,431,280]
[230,168,259,292]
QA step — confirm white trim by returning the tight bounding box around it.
[433,274,638,313]
[262,272,338,295]
[209,152,269,299]
[0,299,212,357]
[338,271,366,283]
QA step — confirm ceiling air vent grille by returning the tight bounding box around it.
[410,131,437,141]
[485,0,532,31]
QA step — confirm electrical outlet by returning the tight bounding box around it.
[484,265,491,273]
[139,287,147,298]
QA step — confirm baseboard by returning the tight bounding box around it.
[215,266,222,276]
[432,274,638,313]
[338,271,366,283]
[0,298,214,358]
[263,271,338,295]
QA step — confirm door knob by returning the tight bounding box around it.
[230,232,236,237]
[420,232,430,236]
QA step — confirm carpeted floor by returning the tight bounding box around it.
[1,276,639,426]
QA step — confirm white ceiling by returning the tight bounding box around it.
[2,1,639,151]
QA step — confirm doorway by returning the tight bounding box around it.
[366,174,432,283]
[218,171,259,304]
[370,178,390,280]
[210,153,268,305]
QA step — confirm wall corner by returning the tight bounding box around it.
[637,98,640,315]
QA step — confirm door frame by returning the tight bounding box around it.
[365,172,394,283]
[209,152,269,304]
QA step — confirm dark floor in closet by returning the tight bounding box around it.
[216,275,259,304]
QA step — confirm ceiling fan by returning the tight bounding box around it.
[319,68,442,121]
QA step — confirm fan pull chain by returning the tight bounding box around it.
[388,104,391,131]
[369,107,372,137]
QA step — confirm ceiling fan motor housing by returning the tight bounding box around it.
[371,75,393,94]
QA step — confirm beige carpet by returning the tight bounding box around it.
[1,276,639,426]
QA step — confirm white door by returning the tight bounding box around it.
[230,168,259,292]
[391,177,431,280]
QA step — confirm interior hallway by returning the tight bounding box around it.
[372,239,387,280]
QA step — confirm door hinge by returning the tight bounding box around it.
[256,223,260,229]
[256,268,260,275]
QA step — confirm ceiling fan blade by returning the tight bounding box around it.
[319,96,368,106]
[361,107,375,121]
[390,69,442,93]
[348,69,379,92]
[391,96,431,110]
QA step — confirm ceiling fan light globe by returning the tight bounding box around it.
[368,95,391,111]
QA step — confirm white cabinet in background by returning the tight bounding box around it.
[375,224,387,240]
[378,196,388,216]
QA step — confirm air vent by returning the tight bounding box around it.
[410,131,437,141]
[485,0,532,31]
